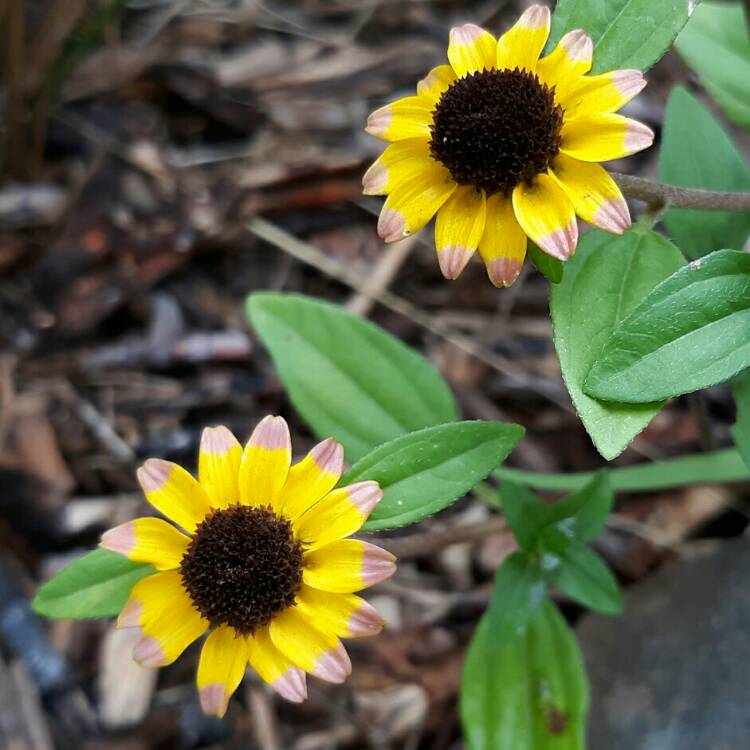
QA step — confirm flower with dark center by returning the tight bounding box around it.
[363,4,653,287]
[100,416,396,717]
[429,68,563,196]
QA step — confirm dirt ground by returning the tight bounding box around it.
[1,1,748,748]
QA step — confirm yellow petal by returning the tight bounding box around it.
[278,437,343,521]
[136,459,212,534]
[100,517,189,571]
[238,415,291,509]
[560,112,654,162]
[478,193,528,287]
[247,626,307,703]
[269,605,351,683]
[496,4,551,72]
[448,24,497,77]
[119,571,208,667]
[377,163,456,243]
[560,70,647,118]
[366,96,434,142]
[512,173,578,260]
[416,64,456,105]
[550,153,630,233]
[294,481,382,550]
[537,29,593,102]
[303,539,396,593]
[362,138,432,196]
[296,584,384,638]
[434,185,486,280]
[198,426,242,508]
[197,626,248,717]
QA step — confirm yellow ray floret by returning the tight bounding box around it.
[363,4,654,286]
[102,416,395,717]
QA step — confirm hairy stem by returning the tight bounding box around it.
[613,172,750,213]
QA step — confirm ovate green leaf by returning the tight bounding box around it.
[548,0,695,73]
[461,600,589,750]
[486,551,548,644]
[731,371,750,469]
[501,474,612,551]
[247,293,457,462]
[550,229,684,459]
[585,250,750,403]
[542,538,623,615]
[546,473,614,543]
[660,87,750,259]
[675,1,750,130]
[32,549,153,619]
[342,421,524,531]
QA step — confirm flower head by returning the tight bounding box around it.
[100,417,396,717]
[364,5,653,287]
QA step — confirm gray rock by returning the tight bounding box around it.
[579,539,750,750]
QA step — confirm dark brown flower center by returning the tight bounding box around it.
[429,68,563,196]
[180,505,303,635]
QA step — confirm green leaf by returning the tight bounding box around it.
[675,1,750,130]
[550,229,684,459]
[546,473,614,543]
[247,293,457,462]
[731,371,750,469]
[501,474,612,552]
[496,448,750,493]
[501,481,553,551]
[585,249,750,403]
[342,421,524,531]
[542,538,623,615]
[529,242,563,284]
[487,551,548,643]
[461,600,589,750]
[32,549,153,619]
[547,0,695,73]
[660,87,750,259]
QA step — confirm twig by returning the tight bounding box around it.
[613,172,750,213]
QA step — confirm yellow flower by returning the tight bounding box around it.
[100,416,395,717]
[363,5,653,287]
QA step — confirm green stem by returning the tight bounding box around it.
[495,448,750,493]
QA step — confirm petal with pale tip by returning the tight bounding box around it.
[365,96,434,142]
[197,626,248,718]
[416,64,457,105]
[550,153,630,234]
[434,185,487,280]
[247,626,308,702]
[198,426,242,508]
[303,538,396,593]
[478,192,527,287]
[296,584,385,639]
[560,113,654,162]
[561,69,647,117]
[512,173,578,261]
[239,415,291,509]
[496,4,551,72]
[269,606,351,683]
[377,163,456,243]
[448,24,497,78]
[295,480,382,549]
[100,517,189,570]
[122,571,209,665]
[279,437,344,521]
[362,138,433,196]
[537,29,593,98]
[137,458,212,533]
